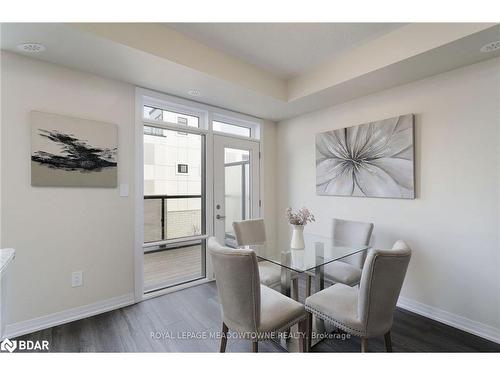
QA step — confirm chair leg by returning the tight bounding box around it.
[220,322,228,353]
[384,331,392,352]
[252,341,258,352]
[292,278,299,301]
[306,312,313,352]
[305,275,312,297]
[361,337,368,352]
[298,318,308,352]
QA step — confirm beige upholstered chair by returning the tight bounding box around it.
[233,219,300,301]
[233,219,267,245]
[305,240,411,352]
[306,218,374,296]
[208,237,308,352]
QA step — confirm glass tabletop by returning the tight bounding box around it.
[241,232,369,273]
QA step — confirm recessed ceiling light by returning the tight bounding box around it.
[17,43,46,53]
[480,41,500,53]
[188,89,201,97]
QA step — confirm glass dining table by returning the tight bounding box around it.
[239,232,370,351]
[242,232,369,296]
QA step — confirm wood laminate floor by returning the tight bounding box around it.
[15,280,500,353]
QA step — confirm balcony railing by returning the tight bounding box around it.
[144,194,204,244]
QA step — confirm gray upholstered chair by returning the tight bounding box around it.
[208,237,308,352]
[305,240,411,352]
[233,218,267,245]
[233,219,300,301]
[306,218,374,296]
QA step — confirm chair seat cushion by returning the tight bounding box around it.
[258,285,306,334]
[305,284,365,335]
[323,260,362,286]
[258,261,297,288]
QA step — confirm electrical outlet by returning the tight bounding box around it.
[71,271,83,287]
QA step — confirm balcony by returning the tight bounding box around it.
[144,244,204,292]
[143,195,205,292]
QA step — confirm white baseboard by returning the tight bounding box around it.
[2,293,135,339]
[397,296,500,344]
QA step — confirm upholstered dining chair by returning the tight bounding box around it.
[305,218,374,297]
[305,240,411,352]
[208,237,308,352]
[233,219,300,301]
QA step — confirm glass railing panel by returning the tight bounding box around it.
[144,198,162,243]
[165,197,202,240]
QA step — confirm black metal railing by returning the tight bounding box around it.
[144,194,203,242]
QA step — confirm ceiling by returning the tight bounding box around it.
[166,23,405,78]
[1,23,499,121]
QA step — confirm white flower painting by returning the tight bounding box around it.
[316,114,414,199]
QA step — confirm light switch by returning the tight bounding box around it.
[119,184,129,197]
[71,271,83,288]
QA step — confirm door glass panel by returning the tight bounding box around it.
[224,148,250,246]
[143,125,205,292]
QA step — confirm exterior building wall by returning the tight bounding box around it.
[143,126,202,242]
[166,210,202,239]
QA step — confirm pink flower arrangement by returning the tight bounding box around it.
[286,207,315,226]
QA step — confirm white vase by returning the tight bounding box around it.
[290,224,305,249]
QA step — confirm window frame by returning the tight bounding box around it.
[212,112,260,140]
[135,88,263,301]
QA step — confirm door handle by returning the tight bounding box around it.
[216,214,226,220]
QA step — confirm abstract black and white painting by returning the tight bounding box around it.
[31,111,118,187]
[316,114,414,199]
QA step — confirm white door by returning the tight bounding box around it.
[213,135,260,247]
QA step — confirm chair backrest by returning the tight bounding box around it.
[207,237,261,333]
[357,240,411,336]
[233,218,266,246]
[333,218,374,269]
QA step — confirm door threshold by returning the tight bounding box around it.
[142,277,212,301]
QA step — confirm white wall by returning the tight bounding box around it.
[276,58,500,339]
[0,51,136,326]
[261,119,278,244]
[0,51,279,333]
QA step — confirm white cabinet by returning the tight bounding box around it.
[0,248,15,339]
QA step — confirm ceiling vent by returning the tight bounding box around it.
[480,41,500,53]
[17,43,46,53]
